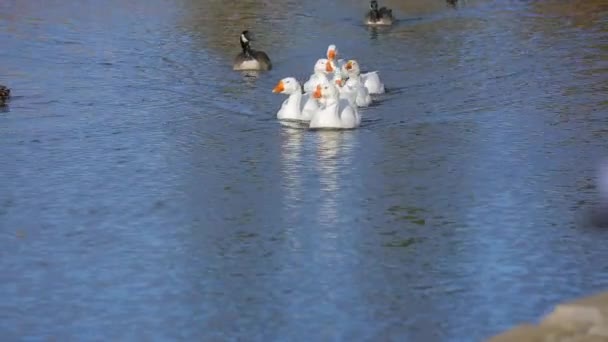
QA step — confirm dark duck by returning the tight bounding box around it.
[0,85,10,106]
[365,0,394,26]
[233,30,272,71]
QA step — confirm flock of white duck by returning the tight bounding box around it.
[271,44,385,130]
[232,1,395,130]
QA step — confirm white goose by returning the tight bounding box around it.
[303,58,334,93]
[326,43,385,94]
[333,73,358,108]
[302,58,337,120]
[342,61,385,94]
[343,60,373,107]
[272,77,315,122]
[309,82,361,130]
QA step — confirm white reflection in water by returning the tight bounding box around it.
[315,130,355,226]
[276,129,361,338]
[279,127,306,212]
[597,159,608,202]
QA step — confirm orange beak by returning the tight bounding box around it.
[328,49,336,60]
[345,61,353,70]
[325,62,333,73]
[272,80,285,93]
[335,79,342,87]
[313,85,322,99]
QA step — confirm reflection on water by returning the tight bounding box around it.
[316,131,343,225]
[280,127,306,212]
[1,0,607,341]
[241,70,263,80]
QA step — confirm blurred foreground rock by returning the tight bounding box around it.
[488,291,608,342]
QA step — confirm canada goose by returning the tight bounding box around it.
[0,85,10,106]
[365,0,394,26]
[233,30,272,71]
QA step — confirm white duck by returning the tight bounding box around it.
[272,77,315,122]
[309,82,361,130]
[340,59,385,95]
[333,73,358,107]
[303,58,334,93]
[343,60,373,107]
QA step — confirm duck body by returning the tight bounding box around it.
[361,71,385,94]
[345,76,372,107]
[309,83,360,130]
[0,84,11,106]
[365,0,394,26]
[0,85,10,106]
[301,93,320,121]
[334,75,357,107]
[233,30,272,71]
[272,77,313,122]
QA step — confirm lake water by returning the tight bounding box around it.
[1,0,607,340]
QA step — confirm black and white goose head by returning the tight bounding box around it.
[370,0,379,11]
[240,30,252,54]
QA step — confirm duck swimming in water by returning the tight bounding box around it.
[233,30,272,71]
[365,0,394,26]
[272,77,317,122]
[309,82,361,130]
[0,85,10,106]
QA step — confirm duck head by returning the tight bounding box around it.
[326,44,338,62]
[370,0,379,10]
[272,77,301,94]
[314,58,333,74]
[344,60,361,75]
[313,82,338,100]
[335,77,344,87]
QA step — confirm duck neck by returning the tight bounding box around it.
[241,40,252,57]
[370,2,380,21]
[285,90,303,111]
[348,73,361,82]
[323,95,339,108]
